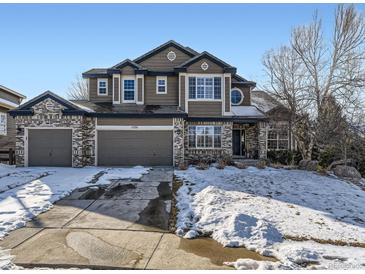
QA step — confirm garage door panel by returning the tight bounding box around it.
[97,130,172,166]
[28,129,72,167]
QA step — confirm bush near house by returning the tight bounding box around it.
[267,150,302,166]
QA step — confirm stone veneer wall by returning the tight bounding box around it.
[15,98,96,167]
[184,121,233,163]
[258,121,267,159]
[173,118,185,166]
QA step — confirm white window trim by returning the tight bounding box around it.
[0,112,7,136]
[97,78,108,96]
[187,74,223,102]
[156,76,167,94]
[188,125,222,149]
[122,76,136,103]
[267,127,290,151]
[231,88,244,106]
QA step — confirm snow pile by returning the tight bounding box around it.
[224,258,282,270]
[175,166,365,269]
[0,169,49,193]
[97,166,150,184]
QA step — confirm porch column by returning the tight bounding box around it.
[258,121,267,159]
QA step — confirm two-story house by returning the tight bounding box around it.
[0,85,26,152]
[10,40,291,167]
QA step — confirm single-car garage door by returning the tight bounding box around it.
[97,130,173,166]
[28,129,72,167]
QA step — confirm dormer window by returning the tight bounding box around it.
[97,79,108,96]
[156,76,167,94]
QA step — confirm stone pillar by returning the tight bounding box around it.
[258,121,267,159]
[173,118,185,166]
[82,117,96,166]
[222,122,233,157]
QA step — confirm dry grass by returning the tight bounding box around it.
[234,162,247,169]
[216,159,227,169]
[284,235,365,248]
[196,161,209,170]
[256,160,267,169]
[178,162,188,170]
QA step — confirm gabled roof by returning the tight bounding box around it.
[175,51,237,74]
[0,84,26,99]
[9,90,86,116]
[111,59,143,70]
[133,40,197,63]
[251,90,285,113]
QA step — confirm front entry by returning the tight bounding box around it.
[232,129,245,157]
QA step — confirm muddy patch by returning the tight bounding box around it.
[136,182,172,231]
[178,237,276,266]
[103,184,136,199]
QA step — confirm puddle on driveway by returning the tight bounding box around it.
[103,184,136,199]
[178,237,276,266]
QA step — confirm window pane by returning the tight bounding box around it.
[278,140,288,149]
[205,126,213,135]
[205,78,213,99]
[231,89,242,105]
[189,126,196,135]
[197,135,205,148]
[268,130,277,140]
[196,127,204,135]
[214,77,221,99]
[205,135,213,148]
[99,88,107,94]
[268,140,278,150]
[214,126,221,135]
[124,80,135,100]
[189,77,196,99]
[278,130,288,139]
[214,135,221,148]
[158,86,166,92]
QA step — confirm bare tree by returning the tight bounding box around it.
[263,4,365,160]
[67,75,88,100]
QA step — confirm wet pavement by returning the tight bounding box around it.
[0,167,274,269]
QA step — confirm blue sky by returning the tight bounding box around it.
[1,3,364,99]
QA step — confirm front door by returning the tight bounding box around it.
[232,129,245,156]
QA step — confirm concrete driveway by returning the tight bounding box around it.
[0,167,263,269]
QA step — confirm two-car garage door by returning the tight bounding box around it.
[97,130,173,166]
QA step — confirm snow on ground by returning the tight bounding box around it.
[0,165,150,269]
[175,166,365,269]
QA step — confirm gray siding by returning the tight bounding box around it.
[188,101,222,117]
[89,78,113,102]
[113,77,120,102]
[97,118,173,126]
[144,76,178,105]
[186,58,224,74]
[137,77,143,102]
[139,46,192,71]
[180,75,185,110]
[120,66,135,75]
[225,76,231,113]
[0,89,21,105]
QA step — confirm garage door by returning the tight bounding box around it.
[28,129,72,167]
[97,130,173,166]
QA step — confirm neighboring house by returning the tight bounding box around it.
[10,40,292,167]
[251,90,296,152]
[0,85,26,150]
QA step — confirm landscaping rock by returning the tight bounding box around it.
[298,160,319,171]
[333,165,362,180]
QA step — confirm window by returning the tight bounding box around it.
[156,77,167,94]
[123,79,135,102]
[0,112,6,136]
[188,126,222,148]
[267,126,289,150]
[97,79,108,95]
[231,89,244,105]
[188,77,221,100]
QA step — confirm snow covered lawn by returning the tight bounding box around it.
[0,165,149,269]
[175,166,365,269]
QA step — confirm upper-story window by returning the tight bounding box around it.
[156,76,167,94]
[0,112,7,136]
[123,79,135,102]
[97,79,108,96]
[231,88,244,105]
[188,76,221,100]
